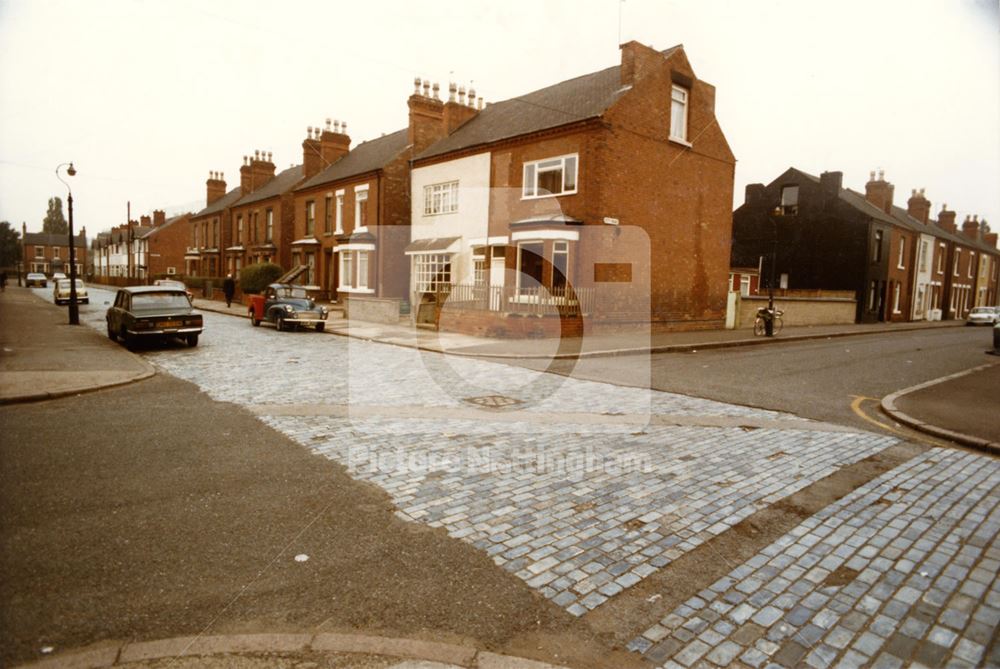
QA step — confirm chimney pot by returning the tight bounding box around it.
[413,77,421,95]
[478,96,484,110]
[877,168,884,180]
[325,118,332,131]
[422,80,430,97]
[342,122,347,134]
[468,87,476,106]
[448,82,457,102]
[432,82,440,99]
[911,189,917,196]
[266,151,272,162]
[220,172,224,179]
[869,170,875,181]
[458,86,466,105]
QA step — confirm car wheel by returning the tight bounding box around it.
[186,333,199,347]
[316,322,325,332]
[249,309,261,327]
[120,327,136,350]
[276,314,285,332]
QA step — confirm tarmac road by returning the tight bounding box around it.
[516,326,998,435]
[0,371,614,668]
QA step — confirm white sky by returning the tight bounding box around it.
[1,0,998,237]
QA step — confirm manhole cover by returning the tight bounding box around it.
[463,395,524,409]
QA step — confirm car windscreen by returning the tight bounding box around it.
[56,280,85,288]
[277,286,309,299]
[131,292,191,310]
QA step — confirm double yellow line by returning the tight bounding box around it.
[849,395,946,447]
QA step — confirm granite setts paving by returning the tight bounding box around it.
[78,308,897,617]
[631,448,1000,668]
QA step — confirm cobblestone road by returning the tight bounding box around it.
[78,292,999,666]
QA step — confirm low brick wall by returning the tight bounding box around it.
[344,295,402,325]
[736,295,856,329]
[438,307,584,339]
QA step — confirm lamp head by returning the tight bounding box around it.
[67,163,76,177]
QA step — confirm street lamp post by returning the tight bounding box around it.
[56,162,79,325]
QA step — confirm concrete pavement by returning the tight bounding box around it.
[0,286,154,404]
[882,363,1000,455]
[187,293,967,360]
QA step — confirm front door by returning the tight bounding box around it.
[489,249,505,311]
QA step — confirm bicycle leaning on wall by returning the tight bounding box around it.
[753,306,784,336]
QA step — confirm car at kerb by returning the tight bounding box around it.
[966,306,999,326]
[53,278,89,305]
[26,272,47,287]
[106,285,203,348]
[153,278,193,301]
[248,282,328,331]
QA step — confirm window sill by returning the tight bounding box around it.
[338,287,375,294]
[668,136,693,148]
[423,210,459,217]
[520,190,577,202]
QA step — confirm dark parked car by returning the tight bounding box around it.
[248,283,328,331]
[106,286,203,348]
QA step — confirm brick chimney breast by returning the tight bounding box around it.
[320,118,351,166]
[153,210,166,227]
[937,205,957,233]
[443,82,480,134]
[408,78,446,153]
[961,215,981,241]
[206,170,226,205]
[302,128,323,179]
[744,183,766,206]
[820,171,843,198]
[907,187,931,224]
[864,169,894,215]
[619,41,666,86]
[140,215,151,227]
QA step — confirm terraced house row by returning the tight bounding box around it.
[179,41,737,335]
[99,40,997,333]
[731,168,999,323]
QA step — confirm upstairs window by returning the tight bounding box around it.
[919,240,928,272]
[324,195,333,234]
[670,85,689,142]
[523,154,578,199]
[780,185,799,215]
[355,186,369,232]
[937,243,945,273]
[265,209,273,242]
[335,191,344,234]
[968,252,975,278]
[897,237,905,269]
[424,181,459,215]
[873,230,883,263]
[305,201,315,236]
[236,215,244,244]
[52,246,60,259]
[953,249,961,276]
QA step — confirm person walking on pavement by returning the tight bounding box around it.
[223,273,236,308]
[0,271,6,292]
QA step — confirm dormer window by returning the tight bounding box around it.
[670,85,689,143]
[780,186,799,215]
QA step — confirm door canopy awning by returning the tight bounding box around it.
[404,236,461,255]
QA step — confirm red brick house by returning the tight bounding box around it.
[226,151,303,276]
[139,210,192,278]
[186,172,240,278]
[291,123,411,302]
[409,41,736,335]
[21,226,87,277]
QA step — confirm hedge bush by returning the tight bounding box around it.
[239,262,283,294]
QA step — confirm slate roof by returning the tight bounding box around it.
[195,187,242,217]
[297,129,410,191]
[23,231,87,245]
[235,165,303,206]
[416,46,681,161]
[791,167,997,253]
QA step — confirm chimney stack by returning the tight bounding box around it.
[906,187,931,224]
[864,168,894,215]
[153,210,166,227]
[619,40,663,86]
[744,183,766,206]
[302,126,323,179]
[320,118,351,166]
[819,171,842,198]
[937,204,957,233]
[409,77,447,153]
[140,215,151,227]
[961,215,981,241]
[249,148,276,189]
[443,81,481,134]
[206,170,226,205]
